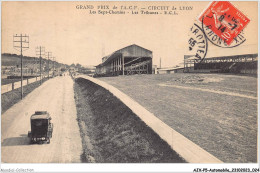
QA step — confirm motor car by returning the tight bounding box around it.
[28,111,53,144]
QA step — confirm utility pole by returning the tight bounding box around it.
[52,57,55,77]
[36,46,45,84]
[160,57,162,68]
[13,34,29,100]
[46,52,52,79]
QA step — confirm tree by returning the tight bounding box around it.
[76,63,82,69]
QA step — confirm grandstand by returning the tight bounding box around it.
[95,44,153,77]
[184,54,258,74]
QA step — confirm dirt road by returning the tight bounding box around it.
[1,75,82,163]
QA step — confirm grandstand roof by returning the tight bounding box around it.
[196,53,258,64]
[203,53,258,61]
[96,44,152,67]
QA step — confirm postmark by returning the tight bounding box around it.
[188,23,208,63]
[198,1,250,47]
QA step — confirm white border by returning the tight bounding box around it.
[1,0,259,172]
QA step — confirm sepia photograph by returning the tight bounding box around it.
[1,0,259,172]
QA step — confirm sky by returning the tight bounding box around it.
[2,1,258,67]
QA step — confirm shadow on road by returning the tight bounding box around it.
[1,134,30,146]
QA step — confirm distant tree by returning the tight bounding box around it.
[11,54,18,57]
[76,63,82,69]
[2,53,12,56]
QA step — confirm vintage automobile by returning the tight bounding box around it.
[28,111,53,144]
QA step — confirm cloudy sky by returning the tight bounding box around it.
[2,1,258,67]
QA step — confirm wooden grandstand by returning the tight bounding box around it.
[184,54,258,74]
[95,44,153,77]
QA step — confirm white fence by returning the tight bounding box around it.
[1,75,47,94]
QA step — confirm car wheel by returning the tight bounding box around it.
[28,131,31,137]
[30,139,34,144]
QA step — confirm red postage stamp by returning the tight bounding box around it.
[198,1,250,45]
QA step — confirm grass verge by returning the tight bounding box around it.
[1,78,48,113]
[74,78,186,163]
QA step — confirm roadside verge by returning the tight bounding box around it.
[1,78,49,113]
[74,77,185,163]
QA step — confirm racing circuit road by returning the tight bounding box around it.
[99,73,258,163]
[1,75,82,163]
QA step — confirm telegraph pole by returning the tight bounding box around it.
[52,57,55,77]
[36,46,45,84]
[13,34,29,100]
[46,52,52,79]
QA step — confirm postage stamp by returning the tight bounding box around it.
[198,1,250,46]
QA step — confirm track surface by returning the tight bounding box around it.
[1,75,82,163]
[99,73,258,163]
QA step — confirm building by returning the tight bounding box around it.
[157,67,184,74]
[95,44,153,77]
[184,54,258,74]
[152,65,158,74]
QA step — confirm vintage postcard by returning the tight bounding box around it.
[1,1,259,172]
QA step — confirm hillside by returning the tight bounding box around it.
[2,53,56,67]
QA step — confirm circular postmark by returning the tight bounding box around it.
[201,16,246,48]
[188,23,208,63]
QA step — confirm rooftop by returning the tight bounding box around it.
[96,44,152,67]
[31,111,51,120]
